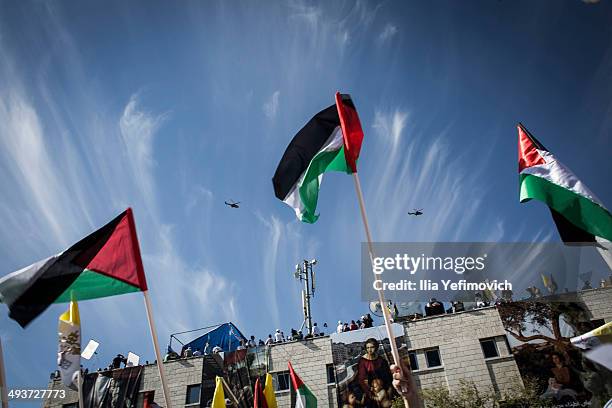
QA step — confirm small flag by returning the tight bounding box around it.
[254,377,268,408]
[272,93,364,223]
[0,208,148,327]
[518,124,612,243]
[211,376,226,408]
[264,373,277,408]
[540,273,558,294]
[58,300,81,390]
[288,362,317,408]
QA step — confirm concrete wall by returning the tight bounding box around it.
[578,286,612,322]
[45,356,208,408]
[403,306,523,401]
[268,336,336,408]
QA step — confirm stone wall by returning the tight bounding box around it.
[404,306,523,403]
[578,286,612,322]
[268,336,335,408]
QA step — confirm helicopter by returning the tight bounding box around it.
[224,200,241,208]
[407,208,423,216]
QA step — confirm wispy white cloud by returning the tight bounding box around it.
[256,213,283,328]
[145,225,239,333]
[119,94,169,212]
[364,107,499,243]
[372,109,409,158]
[338,30,351,52]
[185,185,214,214]
[263,90,280,119]
[378,23,398,44]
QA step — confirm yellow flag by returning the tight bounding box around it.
[211,376,226,408]
[264,373,277,408]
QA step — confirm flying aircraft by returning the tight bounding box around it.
[224,200,241,208]
[407,208,423,216]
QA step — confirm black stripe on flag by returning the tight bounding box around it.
[550,209,596,244]
[272,104,340,201]
[8,211,126,327]
[518,123,548,152]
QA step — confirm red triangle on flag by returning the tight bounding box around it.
[518,124,546,173]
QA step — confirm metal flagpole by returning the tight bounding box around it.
[0,338,8,408]
[143,290,172,408]
[352,172,415,408]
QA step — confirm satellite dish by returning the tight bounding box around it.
[369,301,383,317]
[81,339,100,360]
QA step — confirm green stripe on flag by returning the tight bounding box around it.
[297,384,317,408]
[298,146,350,223]
[54,269,140,303]
[520,174,612,241]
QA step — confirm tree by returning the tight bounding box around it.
[497,300,589,360]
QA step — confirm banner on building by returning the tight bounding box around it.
[498,297,612,408]
[330,323,407,408]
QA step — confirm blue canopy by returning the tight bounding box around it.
[180,322,246,354]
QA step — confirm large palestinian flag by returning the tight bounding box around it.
[518,123,612,243]
[0,208,147,327]
[288,362,317,408]
[272,92,364,223]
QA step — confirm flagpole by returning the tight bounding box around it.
[352,172,414,408]
[220,377,240,408]
[143,290,173,408]
[77,370,84,408]
[0,338,8,408]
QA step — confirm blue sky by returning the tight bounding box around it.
[0,0,611,398]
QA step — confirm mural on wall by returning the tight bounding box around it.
[331,323,408,408]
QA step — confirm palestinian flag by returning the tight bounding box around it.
[253,377,268,408]
[518,123,612,243]
[58,299,81,390]
[0,208,147,327]
[272,92,364,223]
[288,361,317,408]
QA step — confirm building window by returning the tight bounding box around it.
[425,348,442,368]
[326,364,336,384]
[185,384,201,405]
[408,351,418,370]
[274,371,291,391]
[480,338,499,359]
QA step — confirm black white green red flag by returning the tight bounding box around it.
[272,92,364,223]
[518,123,612,244]
[288,361,317,408]
[0,208,148,327]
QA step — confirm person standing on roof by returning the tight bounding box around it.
[274,329,283,343]
[248,336,256,348]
